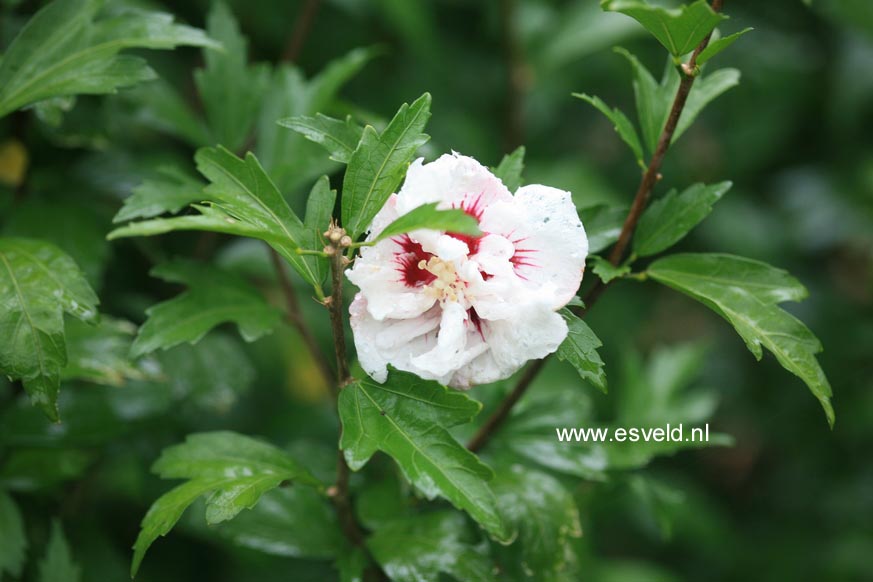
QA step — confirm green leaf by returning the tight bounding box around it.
[616,343,718,426]
[194,2,269,152]
[157,333,255,414]
[305,176,338,235]
[623,474,687,541]
[0,448,95,491]
[4,200,110,286]
[62,316,160,386]
[492,146,526,192]
[372,202,482,243]
[39,521,81,582]
[193,147,305,256]
[305,46,381,114]
[338,370,509,541]
[579,204,628,254]
[132,431,321,576]
[0,491,27,578]
[109,146,324,293]
[301,176,338,284]
[602,0,727,57]
[279,114,365,164]
[113,167,206,223]
[256,47,377,192]
[647,254,834,425]
[614,48,669,157]
[0,237,99,421]
[590,255,631,284]
[215,487,342,559]
[131,259,282,358]
[633,181,731,257]
[697,27,753,66]
[574,93,644,166]
[556,308,608,392]
[674,67,740,141]
[491,463,582,582]
[0,0,218,118]
[367,512,495,582]
[336,547,368,582]
[342,93,432,239]
[615,48,739,155]
[122,80,211,147]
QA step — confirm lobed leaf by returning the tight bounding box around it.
[491,463,582,582]
[633,181,731,257]
[0,448,96,491]
[367,512,495,582]
[602,0,727,57]
[157,333,256,414]
[132,431,321,576]
[38,521,81,582]
[0,491,27,578]
[113,167,206,224]
[697,27,754,66]
[342,93,432,239]
[616,343,719,427]
[574,93,644,166]
[589,255,631,284]
[109,147,326,293]
[0,0,218,118]
[279,114,365,164]
[257,46,377,192]
[0,238,99,421]
[492,146,526,192]
[215,487,342,559]
[647,253,834,425]
[372,202,481,243]
[62,316,161,386]
[194,1,270,152]
[338,370,509,541]
[556,308,608,392]
[130,259,282,358]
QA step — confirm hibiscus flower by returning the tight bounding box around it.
[346,152,588,388]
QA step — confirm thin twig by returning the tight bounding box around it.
[324,223,365,546]
[268,247,334,384]
[467,359,545,452]
[282,0,322,63]
[467,0,725,452]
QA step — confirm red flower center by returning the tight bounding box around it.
[394,235,436,287]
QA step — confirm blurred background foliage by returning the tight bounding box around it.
[0,0,871,580]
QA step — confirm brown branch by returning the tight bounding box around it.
[268,247,334,384]
[324,223,365,547]
[467,0,725,452]
[282,0,322,63]
[467,358,545,452]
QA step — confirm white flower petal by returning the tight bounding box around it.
[346,152,586,390]
[479,184,587,308]
[484,304,568,372]
[350,294,442,382]
[347,196,438,320]
[411,302,478,377]
[395,153,512,217]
